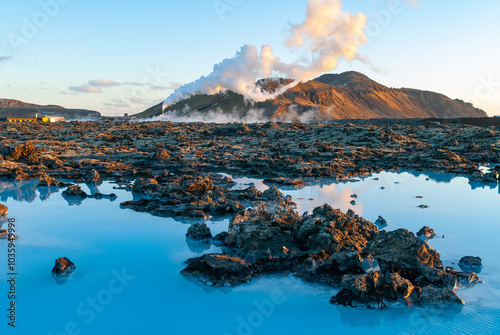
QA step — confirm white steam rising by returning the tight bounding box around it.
[162,0,367,110]
[149,104,337,124]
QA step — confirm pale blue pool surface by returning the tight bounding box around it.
[1,171,500,334]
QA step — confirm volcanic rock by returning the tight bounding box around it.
[187,223,213,241]
[0,203,7,216]
[331,271,414,308]
[62,185,88,198]
[458,256,483,273]
[364,229,442,278]
[418,286,464,305]
[51,257,76,285]
[296,205,378,254]
[181,254,253,286]
[416,226,437,240]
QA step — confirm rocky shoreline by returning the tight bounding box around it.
[0,120,499,183]
[0,119,493,308]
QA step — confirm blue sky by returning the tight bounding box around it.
[1,0,499,116]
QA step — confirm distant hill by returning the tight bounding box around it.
[0,99,101,120]
[133,71,487,121]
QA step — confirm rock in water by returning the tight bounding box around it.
[0,203,7,216]
[85,169,102,185]
[416,226,437,240]
[458,256,483,273]
[51,257,76,285]
[187,223,212,241]
[181,254,253,286]
[62,185,88,198]
[331,271,414,308]
[296,205,378,254]
[364,229,442,277]
[418,286,464,305]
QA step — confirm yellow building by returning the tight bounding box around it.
[7,117,37,123]
[41,116,66,123]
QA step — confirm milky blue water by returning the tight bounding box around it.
[1,171,500,335]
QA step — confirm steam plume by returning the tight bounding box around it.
[162,0,367,110]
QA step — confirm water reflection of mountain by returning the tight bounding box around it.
[0,180,39,203]
[0,180,66,202]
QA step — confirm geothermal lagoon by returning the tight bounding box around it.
[1,171,499,335]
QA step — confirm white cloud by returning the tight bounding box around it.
[162,0,368,107]
[88,78,121,87]
[68,84,102,93]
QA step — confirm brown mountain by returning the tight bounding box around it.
[134,71,487,120]
[0,99,101,120]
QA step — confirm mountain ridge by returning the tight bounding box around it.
[134,71,487,120]
[0,98,101,120]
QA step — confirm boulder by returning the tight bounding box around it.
[331,271,414,308]
[458,256,483,273]
[226,200,301,261]
[418,286,464,305]
[364,229,442,279]
[181,254,253,286]
[187,223,212,241]
[51,257,76,285]
[0,203,7,216]
[62,185,88,198]
[416,226,436,240]
[459,256,482,266]
[296,205,378,254]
